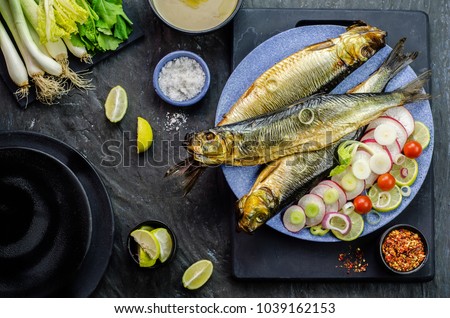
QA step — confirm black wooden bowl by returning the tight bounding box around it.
[379,224,429,275]
[0,147,92,296]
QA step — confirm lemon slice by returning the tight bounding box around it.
[151,228,173,263]
[182,260,213,290]
[105,86,128,123]
[137,117,153,153]
[390,158,418,186]
[138,246,157,267]
[368,184,402,212]
[331,212,364,241]
[408,121,430,149]
[130,229,160,260]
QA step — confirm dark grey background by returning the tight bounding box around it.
[0,0,448,297]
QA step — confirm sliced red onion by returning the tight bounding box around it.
[298,194,326,227]
[401,167,409,178]
[345,178,365,200]
[310,184,332,198]
[319,180,347,209]
[321,212,351,235]
[282,205,306,233]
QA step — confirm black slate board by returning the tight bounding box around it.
[230,8,434,281]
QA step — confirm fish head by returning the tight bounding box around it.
[185,129,232,161]
[237,187,277,233]
[338,24,386,64]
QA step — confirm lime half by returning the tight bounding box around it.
[182,260,213,290]
[390,158,418,187]
[130,229,160,260]
[331,212,364,241]
[408,121,430,149]
[151,228,173,263]
[138,246,157,267]
[368,184,402,212]
[105,86,128,123]
[137,117,153,153]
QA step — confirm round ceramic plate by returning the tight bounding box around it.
[215,25,434,242]
[0,132,114,296]
[0,147,92,296]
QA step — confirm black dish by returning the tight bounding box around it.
[0,147,92,297]
[127,220,177,269]
[0,131,114,297]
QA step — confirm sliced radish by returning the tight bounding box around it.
[283,205,306,233]
[352,150,371,164]
[367,116,408,148]
[365,171,379,189]
[311,184,340,210]
[322,212,351,235]
[319,180,347,209]
[352,159,371,180]
[369,152,392,174]
[298,194,326,227]
[374,123,397,145]
[361,128,375,142]
[345,178,365,200]
[383,106,415,136]
[385,139,402,158]
[362,139,394,167]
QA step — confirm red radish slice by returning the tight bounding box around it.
[367,116,408,148]
[361,128,375,142]
[283,205,306,233]
[352,159,371,180]
[352,150,371,164]
[374,123,397,145]
[362,139,394,165]
[383,106,415,136]
[322,212,351,235]
[298,194,326,227]
[369,152,392,174]
[345,178,365,200]
[385,139,402,158]
[319,180,347,209]
[365,172,379,189]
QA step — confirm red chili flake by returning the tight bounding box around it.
[336,246,369,274]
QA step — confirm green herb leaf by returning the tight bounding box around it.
[329,140,361,177]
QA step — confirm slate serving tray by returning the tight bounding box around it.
[229,9,434,281]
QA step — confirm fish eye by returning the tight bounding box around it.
[256,213,267,223]
[205,132,215,140]
[360,45,372,57]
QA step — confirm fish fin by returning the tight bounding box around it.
[395,70,432,103]
[381,38,418,78]
[165,157,207,196]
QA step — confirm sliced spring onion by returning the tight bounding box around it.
[394,154,406,165]
[401,186,411,197]
[365,210,382,225]
[298,108,315,125]
[342,202,355,215]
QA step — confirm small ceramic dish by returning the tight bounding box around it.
[127,220,177,269]
[148,0,243,34]
[153,50,210,107]
[379,224,429,274]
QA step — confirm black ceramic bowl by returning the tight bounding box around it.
[148,0,243,34]
[0,147,92,296]
[127,220,177,269]
[379,224,429,275]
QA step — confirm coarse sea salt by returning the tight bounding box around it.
[158,57,206,102]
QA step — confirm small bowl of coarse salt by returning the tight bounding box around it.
[153,51,210,106]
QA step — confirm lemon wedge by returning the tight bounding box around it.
[182,260,213,290]
[137,117,153,153]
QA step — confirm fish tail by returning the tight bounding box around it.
[381,38,418,78]
[395,70,432,103]
[165,157,206,196]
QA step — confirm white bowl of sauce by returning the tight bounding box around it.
[148,0,242,34]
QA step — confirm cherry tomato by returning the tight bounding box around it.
[377,173,396,191]
[403,141,423,159]
[353,195,372,214]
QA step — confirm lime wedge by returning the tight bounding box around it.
[408,121,430,149]
[331,212,364,241]
[151,228,173,263]
[138,246,157,267]
[130,229,160,260]
[182,260,213,290]
[368,184,402,212]
[105,86,128,123]
[390,158,418,186]
[137,117,153,153]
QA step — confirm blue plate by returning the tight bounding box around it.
[215,25,434,242]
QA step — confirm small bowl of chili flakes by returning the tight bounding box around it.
[379,224,428,274]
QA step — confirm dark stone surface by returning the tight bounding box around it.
[0,0,448,297]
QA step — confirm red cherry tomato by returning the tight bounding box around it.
[353,195,372,214]
[403,141,423,159]
[377,173,396,191]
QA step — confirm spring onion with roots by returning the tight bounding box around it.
[0,19,29,99]
[21,0,94,90]
[0,0,67,104]
[63,35,92,63]
[9,0,62,76]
